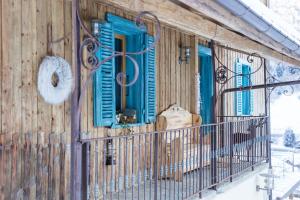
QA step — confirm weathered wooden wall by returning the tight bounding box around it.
[0,0,72,199]
[0,0,73,139]
[0,132,71,200]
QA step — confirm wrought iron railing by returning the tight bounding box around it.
[81,116,269,200]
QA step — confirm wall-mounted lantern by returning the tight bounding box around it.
[178,44,191,64]
[105,138,116,165]
[91,20,101,37]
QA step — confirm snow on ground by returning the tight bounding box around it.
[271,148,300,199]
[271,92,300,135]
[270,91,300,198]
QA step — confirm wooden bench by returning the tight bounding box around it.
[156,105,210,181]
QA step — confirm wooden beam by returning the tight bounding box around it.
[190,35,199,114]
[96,0,300,66]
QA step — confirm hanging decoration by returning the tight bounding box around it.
[38,56,73,105]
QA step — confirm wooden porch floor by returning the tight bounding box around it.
[94,160,255,200]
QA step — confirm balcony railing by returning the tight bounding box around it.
[81,116,269,200]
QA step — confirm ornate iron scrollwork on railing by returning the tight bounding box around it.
[213,45,264,101]
[213,45,265,118]
[214,47,263,86]
[215,65,228,84]
[265,61,300,102]
[74,4,161,117]
[80,37,100,69]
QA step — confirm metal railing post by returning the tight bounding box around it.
[229,122,234,182]
[199,127,203,198]
[210,125,217,189]
[82,142,90,200]
[266,116,271,163]
[251,119,256,171]
[153,132,159,200]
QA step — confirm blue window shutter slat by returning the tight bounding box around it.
[250,90,254,115]
[249,66,254,115]
[235,60,243,116]
[93,22,116,127]
[235,60,253,116]
[145,34,156,123]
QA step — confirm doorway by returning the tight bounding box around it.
[199,45,214,124]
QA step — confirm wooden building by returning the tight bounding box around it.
[0,0,300,199]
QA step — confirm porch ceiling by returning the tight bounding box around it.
[174,0,300,66]
[98,0,300,66]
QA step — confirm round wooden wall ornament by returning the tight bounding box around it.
[38,56,73,105]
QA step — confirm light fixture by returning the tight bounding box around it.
[91,20,101,37]
[179,44,191,64]
[105,138,116,165]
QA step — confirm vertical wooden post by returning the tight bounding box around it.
[190,36,199,114]
[71,0,82,199]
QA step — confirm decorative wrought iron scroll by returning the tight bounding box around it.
[214,48,263,86]
[213,45,264,101]
[265,61,300,102]
[75,3,161,118]
[213,44,300,107]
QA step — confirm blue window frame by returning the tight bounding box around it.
[93,13,156,127]
[235,58,254,116]
[198,45,214,124]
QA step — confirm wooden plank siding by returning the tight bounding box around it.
[0,0,266,199]
[0,132,71,200]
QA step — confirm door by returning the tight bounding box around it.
[199,45,214,124]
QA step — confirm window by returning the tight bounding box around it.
[93,13,156,127]
[235,58,254,116]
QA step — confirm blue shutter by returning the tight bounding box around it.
[249,67,254,115]
[235,60,243,116]
[250,91,254,115]
[93,22,116,127]
[145,34,156,123]
[242,65,250,115]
